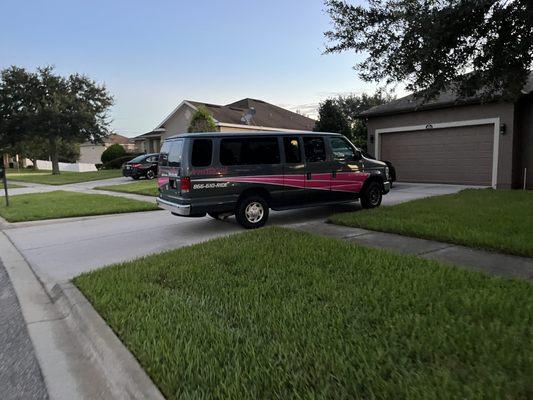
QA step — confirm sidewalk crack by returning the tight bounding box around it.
[417,245,455,256]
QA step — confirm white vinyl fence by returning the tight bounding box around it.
[34,160,97,172]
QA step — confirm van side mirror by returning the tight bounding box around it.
[354,150,362,160]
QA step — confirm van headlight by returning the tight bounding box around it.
[385,166,390,180]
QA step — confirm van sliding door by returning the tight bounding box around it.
[282,136,306,206]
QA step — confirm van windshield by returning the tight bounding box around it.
[159,139,184,167]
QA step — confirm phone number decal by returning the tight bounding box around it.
[192,182,230,190]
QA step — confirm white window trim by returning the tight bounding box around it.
[374,118,500,188]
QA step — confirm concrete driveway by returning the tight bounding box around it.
[2,182,475,282]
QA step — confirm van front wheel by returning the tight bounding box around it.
[360,181,382,209]
[236,195,269,229]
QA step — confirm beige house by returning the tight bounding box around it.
[134,98,316,153]
[79,134,135,164]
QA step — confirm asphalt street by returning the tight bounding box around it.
[0,259,48,400]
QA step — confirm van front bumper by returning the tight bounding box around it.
[156,197,191,216]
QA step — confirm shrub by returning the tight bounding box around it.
[188,106,217,132]
[101,144,126,164]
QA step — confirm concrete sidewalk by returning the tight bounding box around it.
[293,221,533,281]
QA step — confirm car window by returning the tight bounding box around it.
[303,137,326,163]
[159,139,184,167]
[130,155,147,163]
[330,138,356,162]
[283,137,302,164]
[220,137,280,165]
[191,139,212,167]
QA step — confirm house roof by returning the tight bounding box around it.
[106,134,133,145]
[175,98,315,131]
[133,98,316,140]
[361,73,533,118]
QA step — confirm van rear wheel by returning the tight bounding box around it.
[235,195,269,229]
[360,181,382,209]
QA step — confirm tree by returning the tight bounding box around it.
[335,91,395,148]
[101,143,126,164]
[314,99,351,137]
[324,0,533,100]
[2,137,80,169]
[0,66,113,174]
[188,107,217,132]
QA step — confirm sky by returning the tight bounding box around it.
[0,0,387,137]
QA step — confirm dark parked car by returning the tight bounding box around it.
[122,153,159,180]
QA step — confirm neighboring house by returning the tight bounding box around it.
[79,134,135,164]
[134,98,315,153]
[362,75,533,189]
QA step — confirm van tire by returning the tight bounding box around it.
[360,181,382,209]
[235,195,269,229]
[146,170,155,180]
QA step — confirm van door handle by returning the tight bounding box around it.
[306,172,312,180]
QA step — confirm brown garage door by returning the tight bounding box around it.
[380,124,493,185]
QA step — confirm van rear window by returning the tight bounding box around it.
[220,138,280,165]
[159,139,184,167]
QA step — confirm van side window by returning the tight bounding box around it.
[283,137,301,164]
[191,139,213,167]
[220,138,280,165]
[303,137,326,163]
[330,138,356,162]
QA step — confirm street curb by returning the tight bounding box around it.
[52,281,165,400]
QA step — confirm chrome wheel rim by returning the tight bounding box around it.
[245,202,264,223]
[147,171,154,179]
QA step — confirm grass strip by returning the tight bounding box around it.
[331,188,533,257]
[7,169,122,185]
[0,190,158,222]
[75,227,533,399]
[95,179,158,197]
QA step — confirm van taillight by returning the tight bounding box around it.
[180,177,191,193]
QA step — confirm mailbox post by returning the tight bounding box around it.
[1,164,8,207]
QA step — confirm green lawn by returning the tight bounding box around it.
[331,189,533,257]
[0,190,158,222]
[95,179,158,197]
[74,227,533,400]
[7,169,122,185]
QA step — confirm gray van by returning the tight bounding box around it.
[156,132,390,228]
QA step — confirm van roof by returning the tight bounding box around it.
[165,131,344,140]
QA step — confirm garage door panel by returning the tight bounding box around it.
[380,125,493,185]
